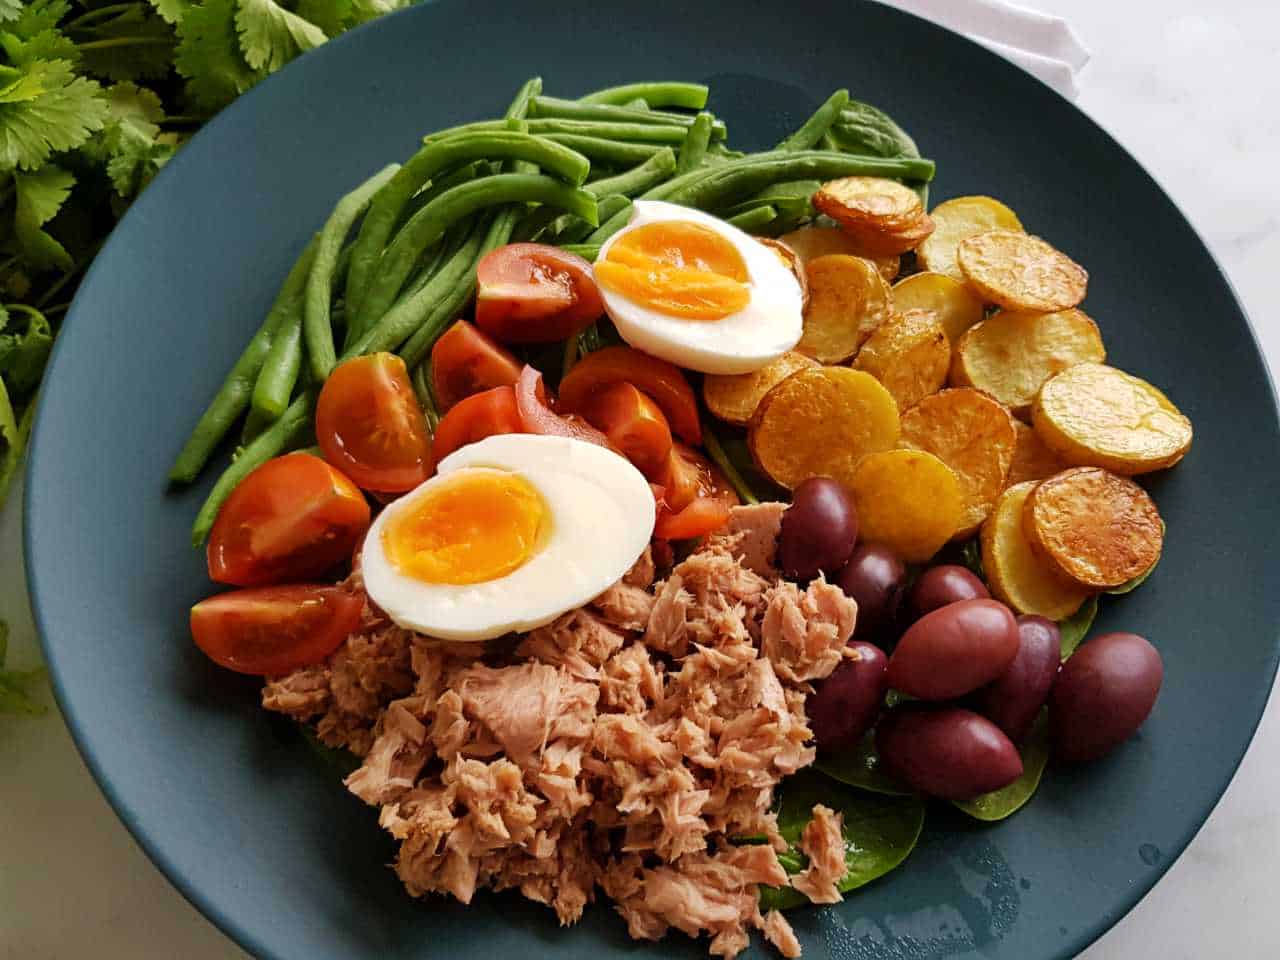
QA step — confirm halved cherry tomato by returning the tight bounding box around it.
[207,453,370,586]
[191,584,364,676]
[514,365,616,450]
[655,495,733,540]
[581,381,673,477]
[558,346,701,444]
[316,353,433,493]
[652,442,738,540]
[431,385,525,463]
[475,243,604,343]
[430,319,522,410]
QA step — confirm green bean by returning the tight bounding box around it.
[721,179,819,220]
[359,174,598,328]
[677,112,713,174]
[577,81,709,109]
[529,96,726,137]
[427,118,689,144]
[620,97,648,110]
[725,204,777,232]
[191,393,315,545]
[818,131,837,151]
[560,242,601,260]
[540,134,666,167]
[345,134,589,324]
[561,333,580,380]
[701,416,759,505]
[411,363,440,431]
[586,148,676,197]
[504,76,541,121]
[778,89,849,151]
[304,164,399,382]
[251,309,303,421]
[554,194,630,244]
[401,160,489,219]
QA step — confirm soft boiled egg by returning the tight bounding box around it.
[593,200,804,375]
[360,433,654,642]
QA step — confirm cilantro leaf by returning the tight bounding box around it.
[0,28,80,66]
[349,0,414,25]
[236,0,327,74]
[8,0,70,40]
[295,0,353,38]
[0,372,36,515]
[87,82,175,196]
[149,0,193,25]
[0,620,46,717]
[12,165,75,270]
[0,60,108,171]
[0,306,54,395]
[0,1,21,24]
[74,6,177,83]
[175,0,261,112]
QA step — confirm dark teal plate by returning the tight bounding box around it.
[25,1,1280,958]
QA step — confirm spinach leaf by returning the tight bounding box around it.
[1058,595,1098,660]
[0,621,47,716]
[1106,521,1164,595]
[713,424,788,503]
[814,731,911,796]
[759,768,925,911]
[952,710,1049,822]
[829,100,921,160]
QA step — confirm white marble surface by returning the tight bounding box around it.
[2,2,1278,957]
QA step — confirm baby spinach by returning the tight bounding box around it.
[829,99,921,159]
[952,710,1049,822]
[815,730,911,796]
[1058,595,1098,660]
[1107,521,1164,595]
[759,768,925,911]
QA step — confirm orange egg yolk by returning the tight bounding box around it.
[382,469,546,585]
[595,220,751,320]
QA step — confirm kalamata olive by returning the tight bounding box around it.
[977,615,1060,743]
[1051,632,1162,764]
[907,564,990,620]
[887,598,1019,700]
[778,477,859,579]
[808,641,888,752]
[876,705,1024,800]
[834,543,906,638]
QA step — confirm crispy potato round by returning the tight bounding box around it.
[836,213,936,257]
[749,367,900,490]
[798,254,891,363]
[1032,363,1193,474]
[703,351,817,425]
[951,308,1105,416]
[779,225,901,282]
[891,271,985,347]
[917,196,1024,281]
[853,309,950,411]
[1024,467,1163,589]
[957,230,1088,312]
[981,481,1089,620]
[756,237,809,311]
[1007,420,1069,486]
[850,449,963,563]
[814,176,923,230]
[900,388,1017,538]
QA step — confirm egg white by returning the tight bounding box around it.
[360,434,654,642]
[595,200,804,375]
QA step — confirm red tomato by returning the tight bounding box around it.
[430,319,522,409]
[190,584,364,676]
[581,381,673,477]
[655,495,733,540]
[652,442,738,540]
[558,346,701,444]
[207,453,370,586]
[316,353,433,493]
[431,385,525,463]
[513,365,616,450]
[475,243,604,343]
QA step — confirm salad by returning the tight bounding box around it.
[170,78,1193,957]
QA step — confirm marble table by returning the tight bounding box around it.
[2,1,1276,956]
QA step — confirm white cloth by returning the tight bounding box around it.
[882,0,1090,98]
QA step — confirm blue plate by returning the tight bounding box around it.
[26,1,1280,958]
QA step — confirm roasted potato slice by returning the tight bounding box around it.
[798,254,891,363]
[900,388,1017,538]
[749,367,900,489]
[835,214,936,257]
[1007,420,1069,486]
[850,449,963,563]
[917,196,1024,281]
[1024,467,1163,589]
[814,176,924,231]
[891,271,985,347]
[1032,362,1193,474]
[756,237,808,310]
[981,481,1090,620]
[853,308,950,411]
[779,225,900,282]
[951,308,1105,416]
[703,351,817,425]
[957,230,1088,312]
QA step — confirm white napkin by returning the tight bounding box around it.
[881,0,1090,98]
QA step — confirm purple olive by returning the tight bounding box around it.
[907,564,990,620]
[876,705,1024,800]
[834,543,907,638]
[778,477,859,580]
[887,598,1019,700]
[1051,632,1163,764]
[808,641,888,752]
[976,615,1060,743]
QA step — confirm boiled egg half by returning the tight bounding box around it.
[360,433,654,642]
[593,200,804,375]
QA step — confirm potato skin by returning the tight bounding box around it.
[1007,421,1069,486]
[813,178,935,256]
[778,225,900,282]
[917,195,1024,282]
[981,481,1089,620]
[853,309,950,411]
[702,351,816,425]
[1032,363,1193,475]
[951,308,1105,416]
[957,230,1088,312]
[798,254,891,363]
[755,237,808,311]
[1023,467,1163,589]
[891,271,985,347]
[748,366,900,490]
[849,449,962,563]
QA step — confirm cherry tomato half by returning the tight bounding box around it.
[316,353,433,493]
[430,319,522,410]
[652,442,738,540]
[655,495,733,541]
[431,385,525,463]
[191,584,364,676]
[558,346,701,444]
[581,381,673,477]
[475,243,604,343]
[514,365,615,450]
[207,453,370,586]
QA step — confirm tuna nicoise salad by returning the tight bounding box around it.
[170,78,1193,956]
